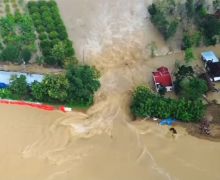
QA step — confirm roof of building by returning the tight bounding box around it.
[201,51,219,63]
[206,61,220,77]
[0,71,44,85]
[152,66,172,87]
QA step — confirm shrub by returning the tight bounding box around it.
[178,77,208,101]
[39,5,50,13]
[9,75,29,99]
[0,89,13,99]
[36,25,45,33]
[51,38,59,46]
[32,74,69,102]
[38,32,48,41]
[182,33,194,49]
[28,6,39,14]
[58,30,68,40]
[37,0,47,8]
[21,48,32,63]
[43,55,55,65]
[33,19,42,26]
[42,17,54,26]
[41,47,51,56]
[48,0,57,8]
[1,45,20,62]
[40,39,51,49]
[49,31,58,39]
[46,23,55,32]
[51,41,65,66]
[64,40,75,57]
[31,12,41,20]
[27,1,37,9]
[184,48,196,63]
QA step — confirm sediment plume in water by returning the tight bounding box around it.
[0,0,220,180]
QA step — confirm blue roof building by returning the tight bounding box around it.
[201,51,219,63]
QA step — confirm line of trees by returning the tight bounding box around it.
[0,65,101,107]
[131,86,205,122]
[27,0,75,67]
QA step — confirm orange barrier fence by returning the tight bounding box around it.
[0,99,73,112]
[0,99,55,111]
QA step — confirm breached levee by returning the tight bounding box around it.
[0,0,220,180]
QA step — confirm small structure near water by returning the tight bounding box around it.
[201,51,219,63]
[201,51,220,82]
[152,66,173,92]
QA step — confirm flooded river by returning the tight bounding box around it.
[0,0,220,179]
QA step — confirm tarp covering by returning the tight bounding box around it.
[0,83,8,89]
[159,118,176,126]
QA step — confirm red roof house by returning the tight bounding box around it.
[152,67,173,92]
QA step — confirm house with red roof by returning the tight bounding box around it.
[152,67,173,92]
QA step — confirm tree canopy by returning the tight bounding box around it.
[131,86,205,122]
[9,75,29,99]
[66,65,101,106]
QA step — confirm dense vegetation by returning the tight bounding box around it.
[0,13,36,63]
[27,0,75,67]
[0,65,100,107]
[148,0,220,47]
[174,65,208,101]
[148,1,179,40]
[131,86,205,122]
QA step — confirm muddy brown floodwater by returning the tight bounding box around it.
[0,0,220,180]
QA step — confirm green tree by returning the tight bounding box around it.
[66,65,101,106]
[179,77,208,100]
[184,48,196,63]
[182,33,193,49]
[32,74,69,102]
[31,81,45,101]
[1,45,20,63]
[51,41,65,66]
[9,75,29,99]
[174,65,194,80]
